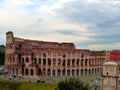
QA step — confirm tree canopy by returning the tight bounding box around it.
[0,45,5,65]
[55,78,91,90]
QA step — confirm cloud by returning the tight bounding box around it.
[0,0,120,50]
[54,0,120,50]
[55,30,79,35]
[56,0,120,24]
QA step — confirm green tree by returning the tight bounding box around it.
[0,51,5,65]
[55,78,91,90]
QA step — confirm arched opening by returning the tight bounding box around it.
[67,59,70,66]
[72,69,74,76]
[30,69,33,76]
[26,57,29,63]
[43,53,46,57]
[76,69,79,76]
[48,58,51,66]
[81,54,84,58]
[92,69,94,74]
[57,69,61,76]
[18,54,22,63]
[42,68,46,76]
[63,54,66,58]
[89,69,91,75]
[38,58,41,64]
[81,59,84,67]
[47,69,51,76]
[85,69,87,75]
[25,68,29,76]
[62,59,66,66]
[58,59,61,66]
[76,59,79,66]
[85,59,88,66]
[72,59,75,67]
[52,70,55,76]
[81,69,83,75]
[62,69,65,76]
[67,70,70,76]
[38,68,42,76]
[43,58,46,65]
[53,58,56,65]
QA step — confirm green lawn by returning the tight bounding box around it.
[18,82,57,90]
[0,80,57,90]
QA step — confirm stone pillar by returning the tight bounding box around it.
[65,69,67,76]
[51,69,52,76]
[61,59,62,66]
[60,69,62,76]
[66,59,67,67]
[34,68,38,78]
[56,58,58,67]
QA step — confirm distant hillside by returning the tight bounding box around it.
[0,45,5,65]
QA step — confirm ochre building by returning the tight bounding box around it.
[5,31,107,78]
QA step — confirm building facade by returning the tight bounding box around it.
[100,61,119,90]
[5,31,107,78]
[110,51,120,62]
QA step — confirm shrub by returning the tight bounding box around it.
[55,78,91,90]
[0,80,21,90]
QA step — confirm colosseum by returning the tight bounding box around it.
[5,31,107,81]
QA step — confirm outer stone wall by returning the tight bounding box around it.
[5,31,107,79]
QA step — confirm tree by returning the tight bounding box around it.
[0,51,5,65]
[0,45,5,65]
[55,78,91,90]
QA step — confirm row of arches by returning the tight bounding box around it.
[20,57,104,67]
[37,68,101,76]
[9,67,101,77]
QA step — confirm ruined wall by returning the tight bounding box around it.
[5,31,107,78]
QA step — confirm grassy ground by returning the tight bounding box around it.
[18,82,57,90]
[0,80,57,90]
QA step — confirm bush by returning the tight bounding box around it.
[55,78,91,90]
[0,80,21,90]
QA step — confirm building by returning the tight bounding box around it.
[100,61,119,90]
[110,51,120,62]
[5,31,107,79]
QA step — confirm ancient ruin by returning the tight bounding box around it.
[5,31,107,79]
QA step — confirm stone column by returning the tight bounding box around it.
[50,69,52,76]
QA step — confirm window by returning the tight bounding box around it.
[63,54,66,58]
[26,57,29,63]
[43,58,46,65]
[43,53,46,57]
[48,58,51,65]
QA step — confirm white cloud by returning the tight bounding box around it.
[0,0,120,50]
[87,42,120,50]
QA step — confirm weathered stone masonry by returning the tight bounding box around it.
[5,31,107,78]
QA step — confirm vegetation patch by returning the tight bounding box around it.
[0,80,21,90]
[55,78,91,90]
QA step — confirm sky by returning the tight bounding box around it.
[0,0,120,50]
